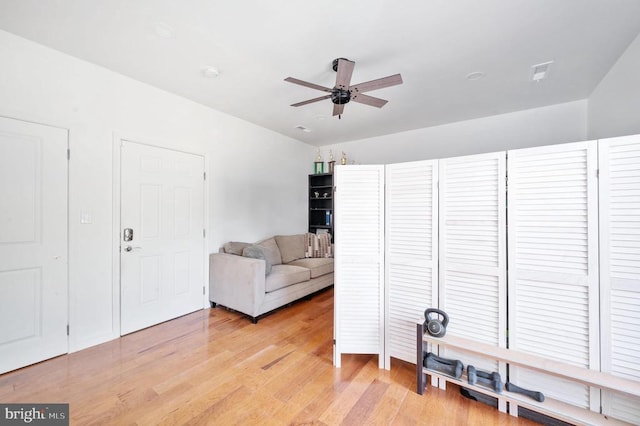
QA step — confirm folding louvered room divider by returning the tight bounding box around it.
[599,135,640,424]
[333,165,385,368]
[507,141,600,411]
[384,160,438,369]
[438,152,507,386]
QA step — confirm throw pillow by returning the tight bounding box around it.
[275,234,305,263]
[304,232,333,258]
[316,233,333,258]
[242,245,272,275]
[256,237,282,266]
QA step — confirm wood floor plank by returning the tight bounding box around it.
[0,287,540,425]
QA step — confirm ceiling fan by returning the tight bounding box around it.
[284,58,403,118]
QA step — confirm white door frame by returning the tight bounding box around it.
[111,133,210,336]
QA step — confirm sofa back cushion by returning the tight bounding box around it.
[256,237,282,266]
[223,241,251,256]
[275,234,305,263]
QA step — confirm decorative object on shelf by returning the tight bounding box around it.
[314,149,324,174]
[424,308,449,337]
[341,151,347,165]
[423,352,464,379]
[314,191,320,198]
[327,149,336,173]
[467,366,503,393]
[322,192,328,198]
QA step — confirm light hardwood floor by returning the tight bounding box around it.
[0,288,540,425]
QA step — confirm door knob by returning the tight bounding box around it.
[124,246,142,252]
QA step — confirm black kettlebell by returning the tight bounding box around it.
[424,308,449,337]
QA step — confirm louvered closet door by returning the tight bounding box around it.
[599,135,640,424]
[334,165,385,368]
[385,160,438,368]
[507,141,599,411]
[439,152,506,375]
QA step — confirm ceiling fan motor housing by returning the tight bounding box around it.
[331,88,351,105]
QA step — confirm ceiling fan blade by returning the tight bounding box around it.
[284,77,332,93]
[351,93,388,108]
[291,95,332,107]
[333,103,345,116]
[350,73,403,93]
[335,59,355,89]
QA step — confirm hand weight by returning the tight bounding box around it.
[424,308,449,337]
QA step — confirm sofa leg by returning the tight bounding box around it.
[251,317,258,324]
[210,301,217,308]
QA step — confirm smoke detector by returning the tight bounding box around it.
[531,61,553,82]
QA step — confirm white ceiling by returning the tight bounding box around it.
[0,1,639,146]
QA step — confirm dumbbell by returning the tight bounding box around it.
[505,382,545,402]
[423,352,464,379]
[467,365,503,393]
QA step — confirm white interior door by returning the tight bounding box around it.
[120,140,205,335]
[0,116,68,374]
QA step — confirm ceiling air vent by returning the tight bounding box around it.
[294,125,311,133]
[531,61,553,82]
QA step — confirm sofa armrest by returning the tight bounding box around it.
[209,253,266,317]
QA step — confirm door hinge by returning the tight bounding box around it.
[202,286,205,295]
[66,324,70,336]
[203,229,206,238]
[204,172,206,180]
[67,149,70,160]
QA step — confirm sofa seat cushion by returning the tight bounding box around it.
[265,265,311,293]
[288,258,334,278]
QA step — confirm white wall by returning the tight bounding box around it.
[0,30,312,351]
[322,101,587,164]
[588,33,640,140]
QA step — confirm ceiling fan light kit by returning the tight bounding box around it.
[285,58,403,118]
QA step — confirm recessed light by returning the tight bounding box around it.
[202,66,220,78]
[153,22,174,39]
[466,71,485,81]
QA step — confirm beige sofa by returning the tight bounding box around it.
[209,234,333,323]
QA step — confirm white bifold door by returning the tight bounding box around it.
[334,165,385,368]
[507,141,600,411]
[385,160,438,368]
[120,141,205,335]
[438,152,507,394]
[0,117,68,374]
[599,135,640,424]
